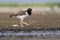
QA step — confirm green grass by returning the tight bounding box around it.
[0,3,19,7]
[0,2,60,8]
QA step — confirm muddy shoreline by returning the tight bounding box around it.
[0,26,60,32]
[0,27,60,37]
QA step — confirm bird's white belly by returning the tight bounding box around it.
[16,15,28,19]
[16,12,29,20]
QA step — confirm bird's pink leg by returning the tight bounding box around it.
[23,21,29,25]
[20,20,24,27]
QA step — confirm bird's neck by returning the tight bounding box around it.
[26,11,31,16]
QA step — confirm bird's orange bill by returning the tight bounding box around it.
[32,10,37,15]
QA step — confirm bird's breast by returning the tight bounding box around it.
[16,12,29,19]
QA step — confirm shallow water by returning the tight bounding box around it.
[0,28,60,40]
[0,30,60,38]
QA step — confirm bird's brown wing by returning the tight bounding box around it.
[16,11,26,16]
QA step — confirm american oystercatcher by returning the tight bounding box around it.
[10,8,36,27]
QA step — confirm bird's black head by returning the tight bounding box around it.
[26,8,32,15]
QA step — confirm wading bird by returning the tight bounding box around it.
[10,8,36,27]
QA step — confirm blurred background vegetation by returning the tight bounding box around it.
[0,2,60,8]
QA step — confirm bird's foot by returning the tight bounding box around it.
[25,23,30,26]
[21,25,25,27]
[23,21,30,26]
